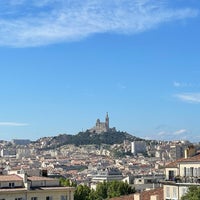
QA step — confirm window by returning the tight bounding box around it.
[46,197,53,200]
[9,182,15,188]
[166,187,170,198]
[186,167,190,176]
[31,198,38,200]
[15,198,23,200]
[190,167,194,177]
[184,167,186,176]
[41,181,45,186]
[172,187,177,199]
[169,170,175,180]
[61,196,67,200]
[147,179,152,183]
[194,168,198,177]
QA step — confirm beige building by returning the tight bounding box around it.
[89,113,110,134]
[163,153,200,200]
[0,173,75,200]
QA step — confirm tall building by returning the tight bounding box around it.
[131,141,146,155]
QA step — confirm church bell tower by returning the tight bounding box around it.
[105,112,109,130]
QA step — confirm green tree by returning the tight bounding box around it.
[107,180,135,198]
[88,189,102,200]
[107,181,121,198]
[95,181,108,199]
[94,180,135,199]
[118,181,135,195]
[181,186,200,200]
[74,185,91,200]
[73,180,135,200]
[59,178,77,187]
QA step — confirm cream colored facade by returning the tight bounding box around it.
[0,174,75,200]
[89,113,109,134]
[163,184,188,200]
[165,167,178,181]
[163,154,200,200]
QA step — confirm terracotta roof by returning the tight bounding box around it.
[0,174,23,182]
[0,188,26,192]
[180,153,200,162]
[165,153,200,168]
[165,158,184,168]
[35,187,75,191]
[109,187,163,200]
[109,194,134,200]
[28,176,56,181]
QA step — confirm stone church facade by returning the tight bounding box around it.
[89,113,113,134]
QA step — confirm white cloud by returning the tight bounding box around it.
[175,93,200,103]
[154,127,190,141]
[0,0,198,47]
[173,81,197,88]
[173,81,182,87]
[0,122,29,127]
[157,131,168,136]
[173,129,187,135]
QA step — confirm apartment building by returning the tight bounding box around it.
[0,172,75,200]
[162,153,200,200]
[131,141,146,155]
[90,167,123,183]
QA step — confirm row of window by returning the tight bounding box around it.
[31,197,67,200]
[183,167,200,177]
[166,186,187,199]
[0,182,15,188]
[166,187,177,198]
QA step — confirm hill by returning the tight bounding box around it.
[36,130,143,149]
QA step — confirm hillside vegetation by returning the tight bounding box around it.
[36,130,143,149]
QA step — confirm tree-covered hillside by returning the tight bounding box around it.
[36,130,143,149]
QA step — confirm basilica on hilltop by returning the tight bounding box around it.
[89,113,116,134]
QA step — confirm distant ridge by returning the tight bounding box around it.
[36,130,143,149]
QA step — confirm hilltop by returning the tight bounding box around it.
[34,113,145,149]
[35,130,143,149]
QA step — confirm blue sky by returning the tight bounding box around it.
[0,0,200,142]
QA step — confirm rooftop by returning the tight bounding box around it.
[0,174,22,182]
[165,153,200,168]
[109,187,164,200]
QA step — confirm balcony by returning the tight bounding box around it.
[165,176,200,184]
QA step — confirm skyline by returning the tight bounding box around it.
[0,0,200,142]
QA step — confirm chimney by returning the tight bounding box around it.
[150,195,159,200]
[184,149,188,159]
[134,193,141,200]
[24,181,31,190]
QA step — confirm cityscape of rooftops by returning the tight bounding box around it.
[1,2,200,200]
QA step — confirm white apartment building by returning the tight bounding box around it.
[90,167,123,183]
[0,172,75,200]
[131,141,146,155]
[163,153,200,200]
